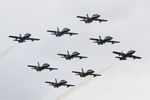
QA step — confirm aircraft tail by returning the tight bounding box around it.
[57,27,60,32]
[67,51,70,55]
[99,35,102,40]
[37,62,40,67]
[55,78,58,83]
[81,68,84,73]
[86,14,89,18]
[19,34,21,37]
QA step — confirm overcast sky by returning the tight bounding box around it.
[0,0,149,100]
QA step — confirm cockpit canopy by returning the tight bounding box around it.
[24,33,31,37]
[86,69,94,73]
[92,14,100,18]
[42,63,50,67]
[62,28,70,32]
[104,36,113,40]
[72,51,80,55]
[127,50,135,54]
[59,80,67,84]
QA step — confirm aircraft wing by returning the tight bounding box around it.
[45,81,56,86]
[27,65,37,68]
[89,38,99,41]
[90,74,102,77]
[46,67,58,71]
[129,55,142,59]
[108,41,120,44]
[47,30,57,33]
[26,38,40,41]
[9,35,21,39]
[63,84,75,87]
[96,19,108,22]
[113,51,125,56]
[75,56,88,59]
[72,71,81,74]
[57,53,67,57]
[77,16,88,19]
[66,32,78,36]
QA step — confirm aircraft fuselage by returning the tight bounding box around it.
[56,28,70,37]
[65,52,80,60]
[79,70,94,77]
[85,14,100,23]
[18,33,31,43]
[53,80,67,88]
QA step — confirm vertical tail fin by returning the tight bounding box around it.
[67,50,70,55]
[19,34,22,37]
[57,27,60,32]
[81,68,84,73]
[37,62,40,67]
[86,14,89,18]
[99,35,102,40]
[55,78,58,83]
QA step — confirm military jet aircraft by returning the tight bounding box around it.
[113,50,142,60]
[27,62,58,71]
[77,14,107,23]
[72,68,101,77]
[9,33,40,43]
[90,35,120,45]
[45,78,75,88]
[57,51,88,60]
[47,27,78,37]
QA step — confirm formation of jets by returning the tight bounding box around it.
[77,14,107,23]
[8,13,142,89]
[90,35,120,45]
[45,79,75,88]
[47,27,78,37]
[57,51,88,60]
[9,33,40,43]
